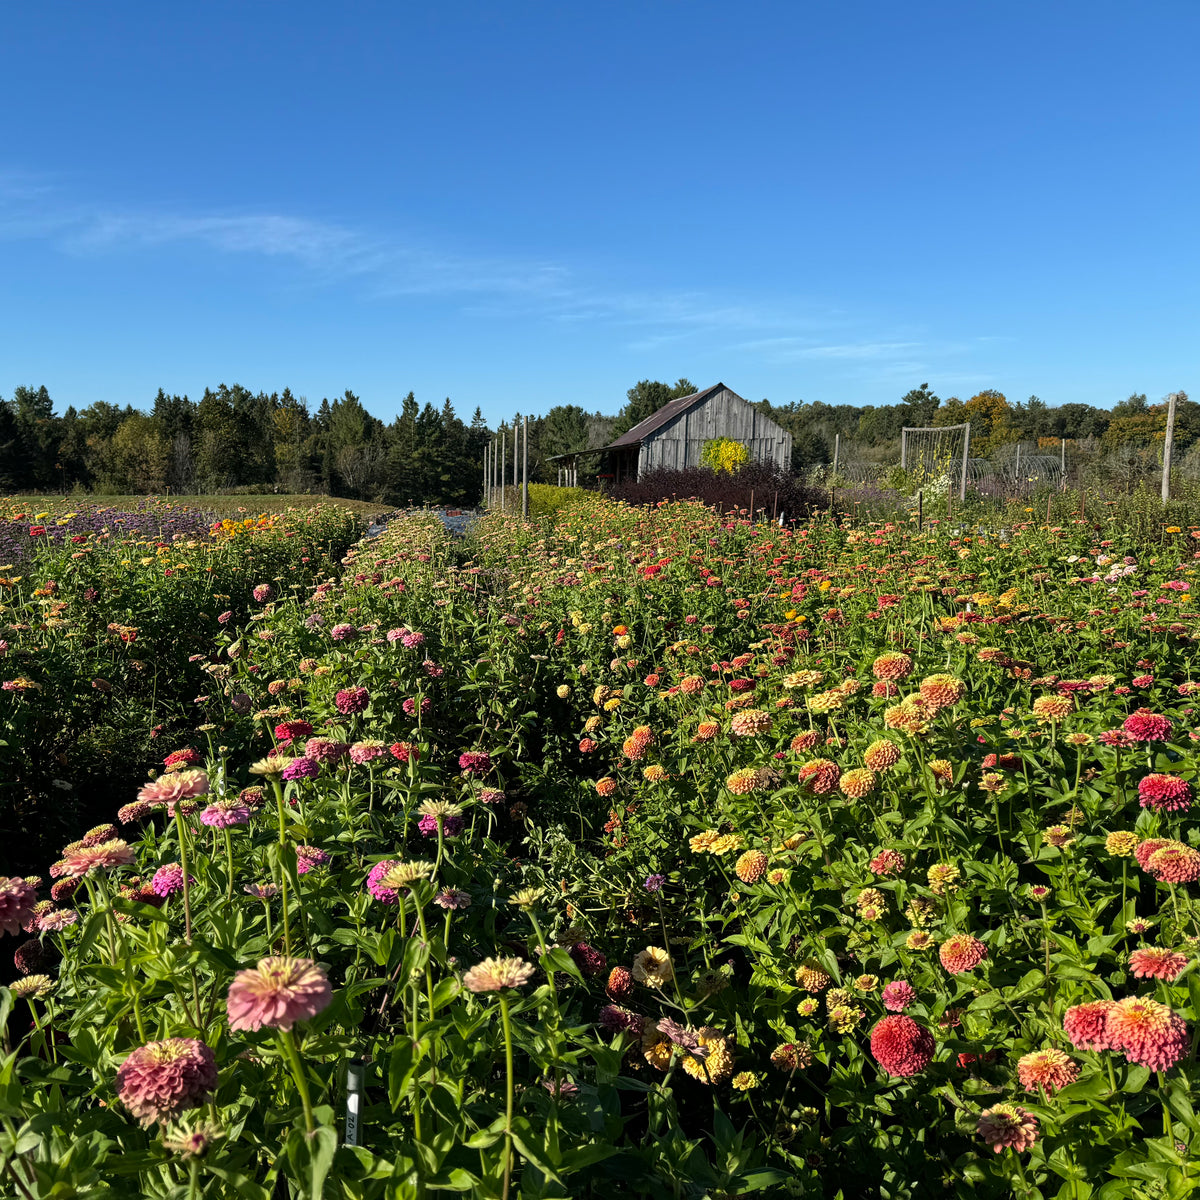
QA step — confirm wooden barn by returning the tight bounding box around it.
[601,383,792,483]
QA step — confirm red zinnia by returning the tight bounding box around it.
[869,1015,935,1076]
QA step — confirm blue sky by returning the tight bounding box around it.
[2,2,1197,425]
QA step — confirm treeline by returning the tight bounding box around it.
[758,385,1199,468]
[1,378,1194,503]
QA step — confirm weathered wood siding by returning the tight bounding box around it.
[637,387,792,476]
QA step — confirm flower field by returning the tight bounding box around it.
[2,497,1200,1198]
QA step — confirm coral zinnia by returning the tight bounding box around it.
[726,767,766,795]
[1105,996,1190,1071]
[1062,1000,1115,1050]
[730,709,772,737]
[863,740,901,772]
[735,849,768,883]
[1138,774,1192,813]
[918,674,966,712]
[869,1015,935,1076]
[870,848,905,876]
[226,956,332,1031]
[872,652,913,682]
[606,966,635,1002]
[1145,842,1200,884]
[1129,947,1189,981]
[115,1038,217,1126]
[1016,1048,1078,1093]
[977,1103,1039,1154]
[939,934,987,974]
[59,839,135,876]
[798,758,840,794]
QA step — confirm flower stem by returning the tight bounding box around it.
[498,992,516,1200]
[279,1028,316,1136]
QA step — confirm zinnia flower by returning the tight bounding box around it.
[1138,774,1192,813]
[115,1038,217,1126]
[335,686,370,715]
[58,839,136,877]
[735,850,768,883]
[1123,709,1172,742]
[869,1015,935,1076]
[306,738,351,763]
[977,1103,1039,1154]
[1146,842,1200,883]
[226,956,332,1031]
[1063,1000,1116,1050]
[798,759,840,794]
[295,845,329,874]
[281,757,319,782]
[839,767,876,799]
[918,673,965,712]
[1031,695,1072,723]
[631,946,673,987]
[199,799,252,828]
[863,740,901,772]
[1016,1048,1078,1093]
[1129,947,1189,981]
[1105,996,1190,1071]
[151,863,189,898]
[882,980,916,1012]
[870,849,905,876]
[939,933,987,974]
[872,652,912,682]
[463,957,535,993]
[137,769,210,815]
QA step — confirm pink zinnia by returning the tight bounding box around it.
[1129,947,1189,982]
[458,750,492,776]
[1138,774,1192,813]
[1105,996,1190,1071]
[348,741,386,765]
[366,859,403,904]
[1135,838,1173,870]
[252,584,274,603]
[881,980,917,1012]
[281,757,320,782]
[295,845,329,875]
[977,1103,1039,1154]
[226,956,332,1031]
[1016,1048,1078,1093]
[335,687,370,715]
[199,799,252,829]
[58,839,136,877]
[115,1038,217,1126]
[1062,1000,1115,1050]
[1123,709,1172,742]
[869,1015,935,1076]
[402,696,431,718]
[305,737,350,763]
[0,876,38,936]
[137,769,210,816]
[939,934,988,975]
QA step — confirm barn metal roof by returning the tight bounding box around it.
[605,383,726,449]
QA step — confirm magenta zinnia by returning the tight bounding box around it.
[226,956,332,1031]
[114,1038,217,1126]
[1123,709,1172,743]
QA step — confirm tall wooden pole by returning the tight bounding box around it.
[500,431,506,512]
[1162,391,1180,502]
[484,443,490,508]
[522,415,529,518]
[960,422,970,502]
[833,433,840,477]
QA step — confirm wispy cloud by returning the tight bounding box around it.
[0,172,998,391]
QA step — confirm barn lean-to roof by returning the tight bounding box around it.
[604,383,726,450]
